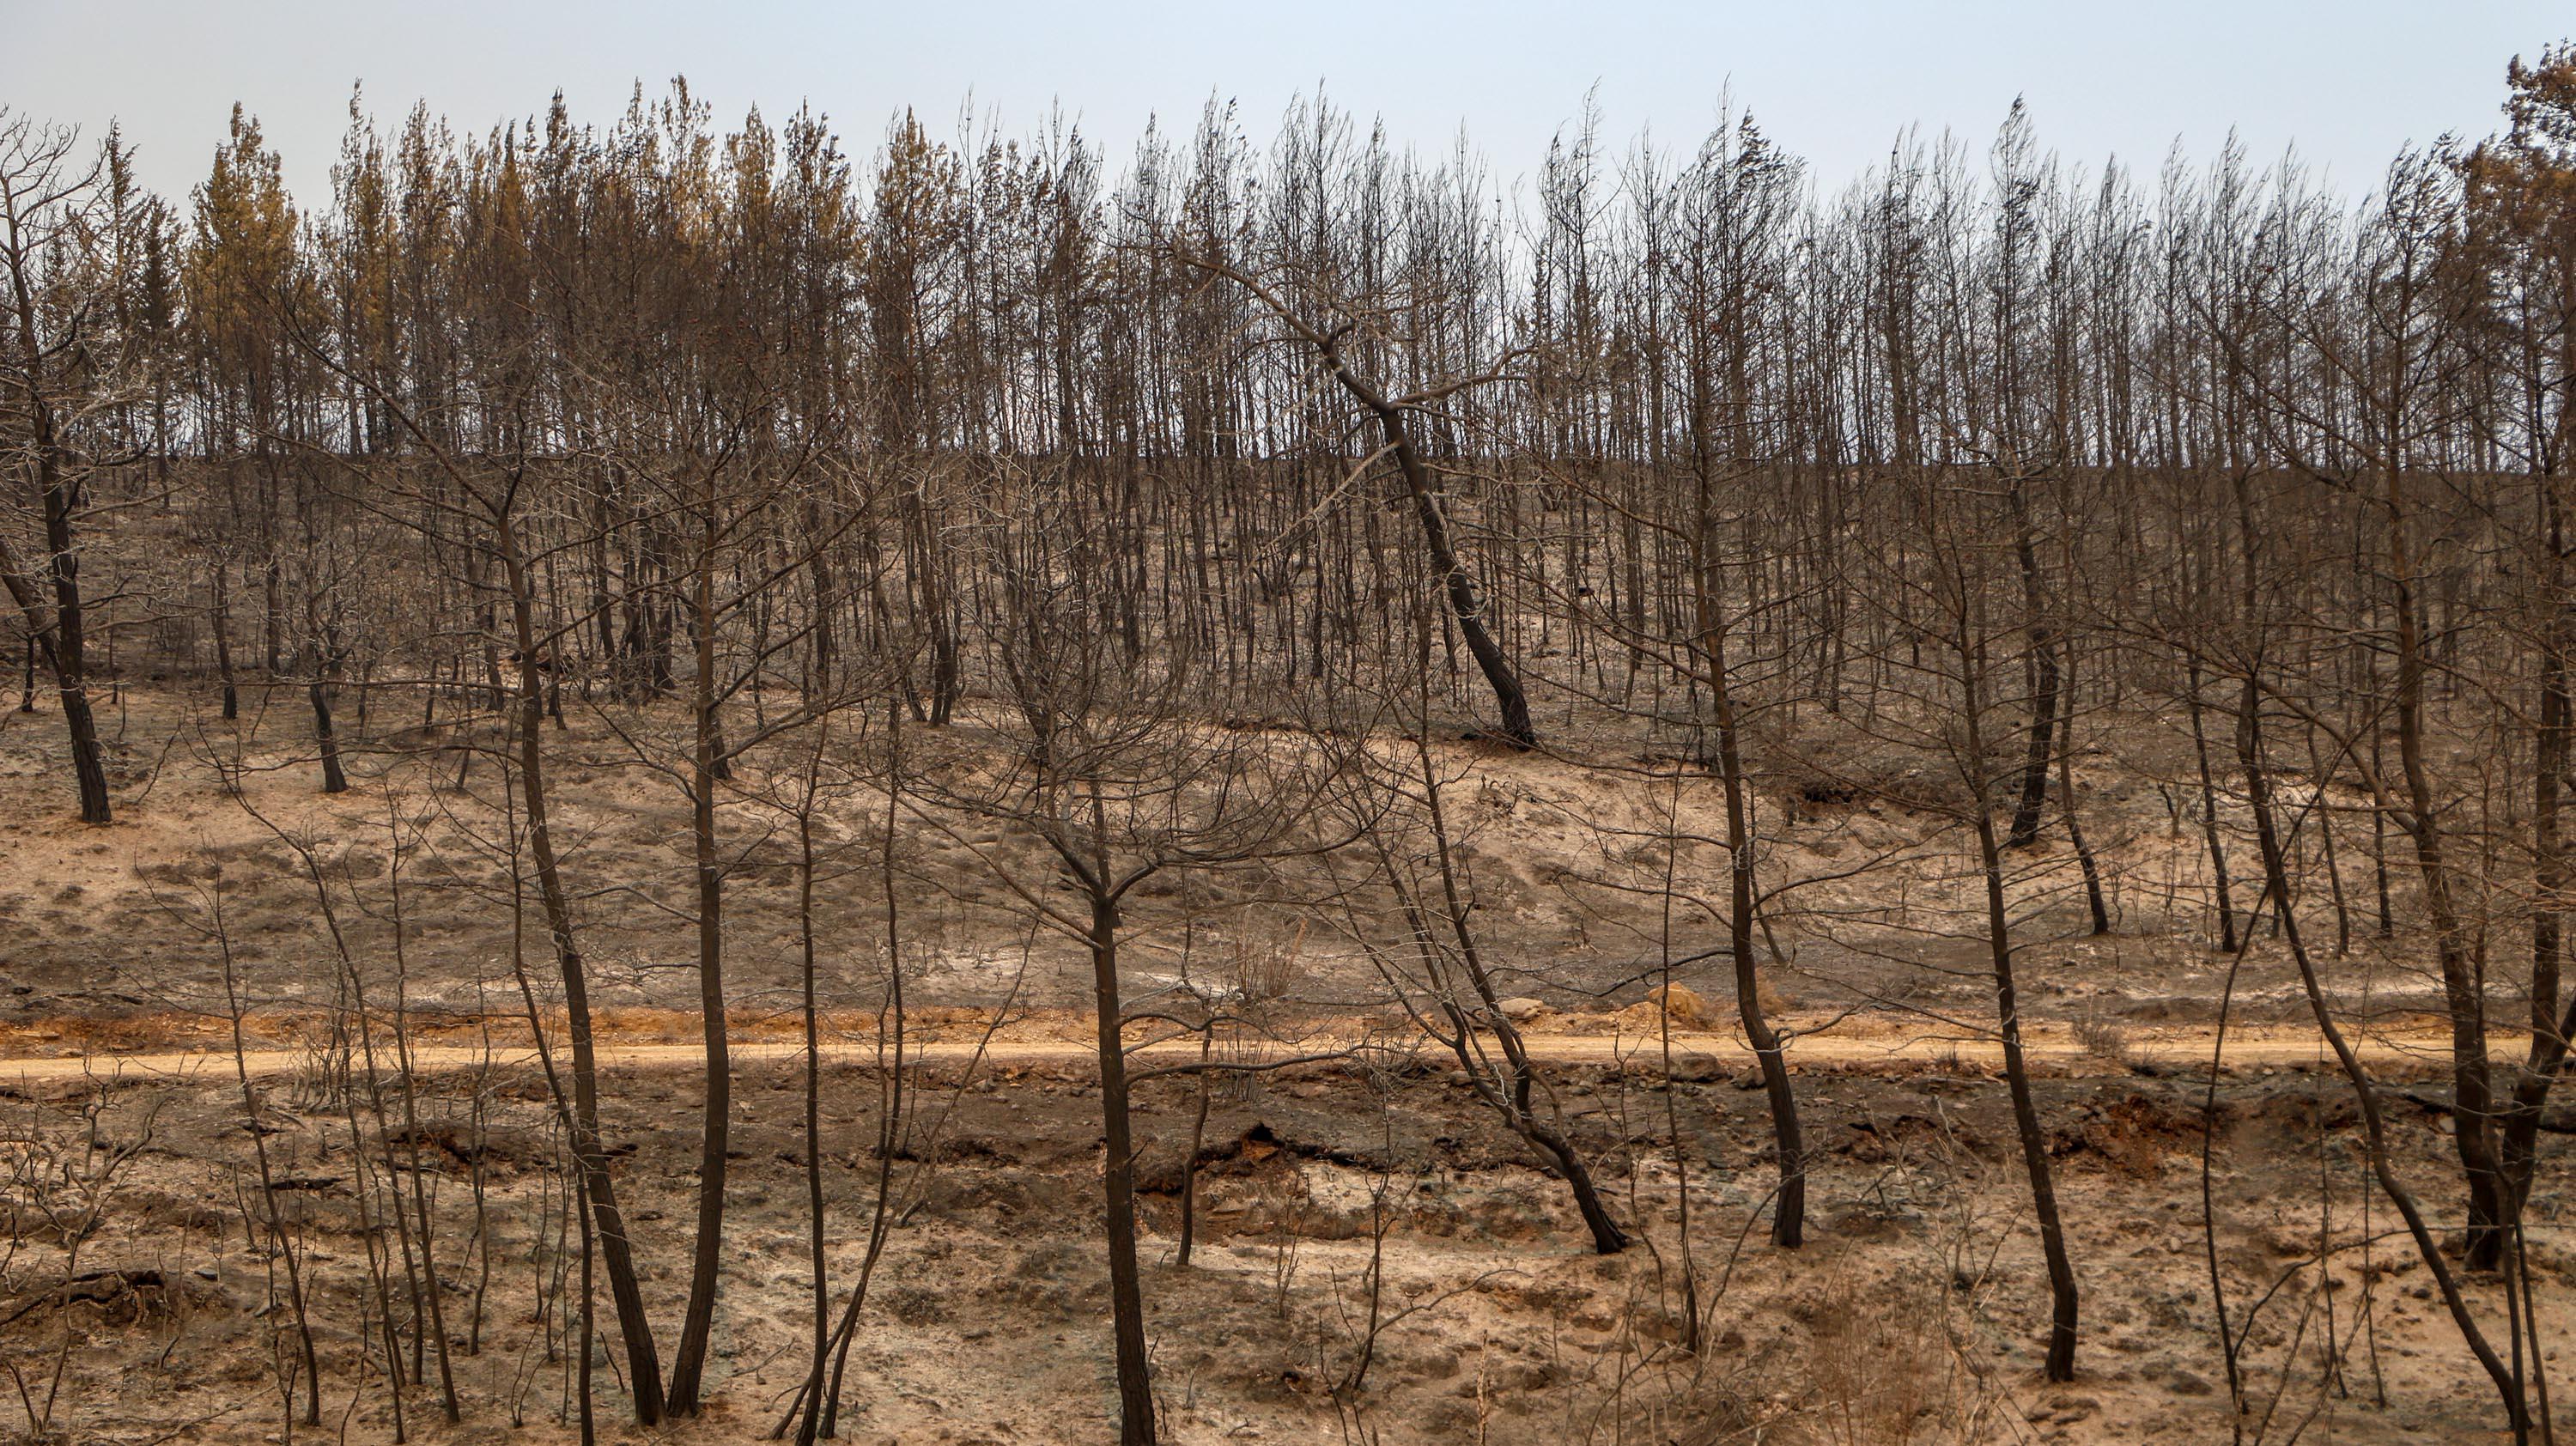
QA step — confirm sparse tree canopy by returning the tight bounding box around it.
[8,46,2576,1444]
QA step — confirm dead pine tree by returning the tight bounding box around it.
[1555,112,1812,1246]
[0,112,142,824]
[1321,609,1628,1255]
[1947,539,2081,1383]
[284,336,671,1423]
[1169,241,1538,749]
[1334,730,1631,1255]
[1863,428,2082,1381]
[910,485,1351,1444]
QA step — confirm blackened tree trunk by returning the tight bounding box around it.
[2057,642,2111,933]
[2184,655,2239,952]
[0,252,112,823]
[1350,357,1536,750]
[1705,627,1804,1246]
[1975,798,2079,1381]
[307,594,346,794]
[1087,883,1157,1446]
[2005,480,2057,848]
[1955,599,2077,1381]
[1398,736,1629,1255]
[2382,505,2513,1272]
[309,677,346,793]
[211,559,240,720]
[1175,249,1536,748]
[500,512,665,1424]
[666,506,730,1415]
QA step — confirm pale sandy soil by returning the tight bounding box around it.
[0,689,2549,1443]
[0,1027,2552,1445]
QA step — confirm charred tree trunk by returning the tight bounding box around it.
[309,677,347,793]
[2057,642,2111,933]
[0,381,112,823]
[1326,335,1534,750]
[2006,480,2057,848]
[499,511,665,1425]
[1175,250,1535,747]
[1954,589,2077,1381]
[1705,628,1804,1246]
[1087,884,1157,1446]
[1401,737,1629,1255]
[2184,656,2239,952]
[667,507,730,1415]
[211,558,239,720]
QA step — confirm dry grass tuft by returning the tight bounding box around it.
[2074,1008,2140,1071]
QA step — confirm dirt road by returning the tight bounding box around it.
[0,1012,2482,1088]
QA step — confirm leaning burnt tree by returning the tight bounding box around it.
[0,113,135,824]
[1170,242,1538,749]
[1327,713,1632,1254]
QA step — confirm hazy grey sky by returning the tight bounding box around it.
[3,1,2567,208]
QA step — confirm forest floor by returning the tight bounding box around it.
[0,687,2554,1443]
[0,1020,2552,1445]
